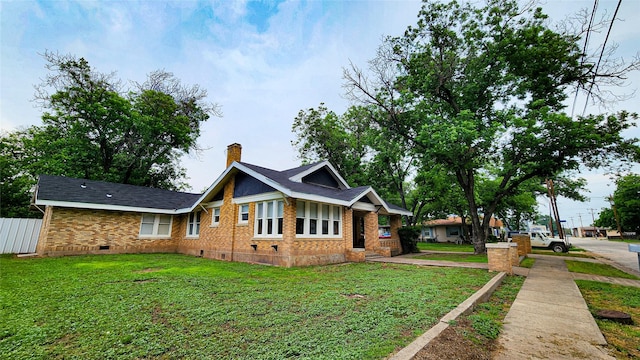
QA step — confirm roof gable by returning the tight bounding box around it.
[301,167,342,189]
[286,161,350,189]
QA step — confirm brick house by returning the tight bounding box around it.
[32,143,411,267]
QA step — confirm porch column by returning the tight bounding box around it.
[389,215,402,242]
[343,207,353,250]
[364,211,379,251]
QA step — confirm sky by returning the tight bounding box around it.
[1,0,638,229]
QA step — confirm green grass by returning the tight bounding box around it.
[417,242,475,252]
[412,253,488,263]
[565,260,640,280]
[575,280,640,358]
[0,253,495,360]
[606,238,640,244]
[518,257,535,268]
[531,249,594,258]
[467,275,524,341]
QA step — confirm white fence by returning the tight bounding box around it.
[0,218,42,254]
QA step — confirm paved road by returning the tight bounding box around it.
[569,237,640,273]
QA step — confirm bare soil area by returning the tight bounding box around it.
[412,318,498,360]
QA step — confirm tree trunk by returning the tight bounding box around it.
[456,169,487,254]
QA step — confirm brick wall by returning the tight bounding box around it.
[177,176,237,261]
[37,207,179,256]
[385,214,403,256]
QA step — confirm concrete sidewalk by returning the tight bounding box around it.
[493,255,614,359]
[370,252,640,359]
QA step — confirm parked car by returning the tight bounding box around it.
[507,231,571,253]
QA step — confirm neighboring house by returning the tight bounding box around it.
[421,216,504,243]
[573,226,605,238]
[422,217,469,243]
[32,143,412,267]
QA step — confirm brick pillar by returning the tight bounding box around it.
[280,198,297,267]
[512,234,531,255]
[343,208,353,250]
[390,215,402,242]
[509,243,519,266]
[486,243,513,275]
[226,143,242,167]
[364,212,379,251]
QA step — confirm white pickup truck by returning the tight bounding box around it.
[508,231,571,253]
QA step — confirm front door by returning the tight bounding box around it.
[352,212,365,248]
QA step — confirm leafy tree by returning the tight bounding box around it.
[596,174,640,234]
[291,104,370,186]
[491,178,540,231]
[614,174,640,234]
[344,0,639,253]
[0,131,39,218]
[0,51,219,217]
[292,104,439,225]
[594,208,616,230]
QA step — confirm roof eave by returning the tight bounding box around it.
[34,199,185,214]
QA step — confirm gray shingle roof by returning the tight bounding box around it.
[35,161,410,215]
[36,175,201,210]
[240,162,370,203]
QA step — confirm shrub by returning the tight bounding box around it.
[398,226,421,254]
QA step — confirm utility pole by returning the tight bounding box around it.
[588,208,598,238]
[546,179,565,239]
[577,213,584,237]
[569,217,576,237]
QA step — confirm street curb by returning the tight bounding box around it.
[389,272,507,360]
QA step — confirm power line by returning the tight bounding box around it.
[571,0,599,118]
[582,0,623,117]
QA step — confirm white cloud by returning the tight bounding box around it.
[0,0,637,222]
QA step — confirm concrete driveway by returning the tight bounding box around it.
[570,237,640,273]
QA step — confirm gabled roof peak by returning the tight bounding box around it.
[286,161,350,189]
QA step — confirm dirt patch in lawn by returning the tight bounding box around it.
[134,267,163,273]
[412,318,496,360]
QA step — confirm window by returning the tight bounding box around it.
[332,206,341,235]
[446,226,460,237]
[296,201,305,235]
[277,201,284,235]
[239,204,249,224]
[255,200,284,237]
[212,207,221,226]
[187,211,201,237]
[256,202,264,234]
[309,203,318,235]
[139,214,172,237]
[322,204,330,235]
[295,201,341,237]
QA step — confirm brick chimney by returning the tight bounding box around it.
[226,143,242,167]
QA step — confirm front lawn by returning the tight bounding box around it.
[417,242,475,252]
[576,280,640,358]
[531,249,594,258]
[412,253,488,263]
[0,253,494,359]
[565,260,640,280]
